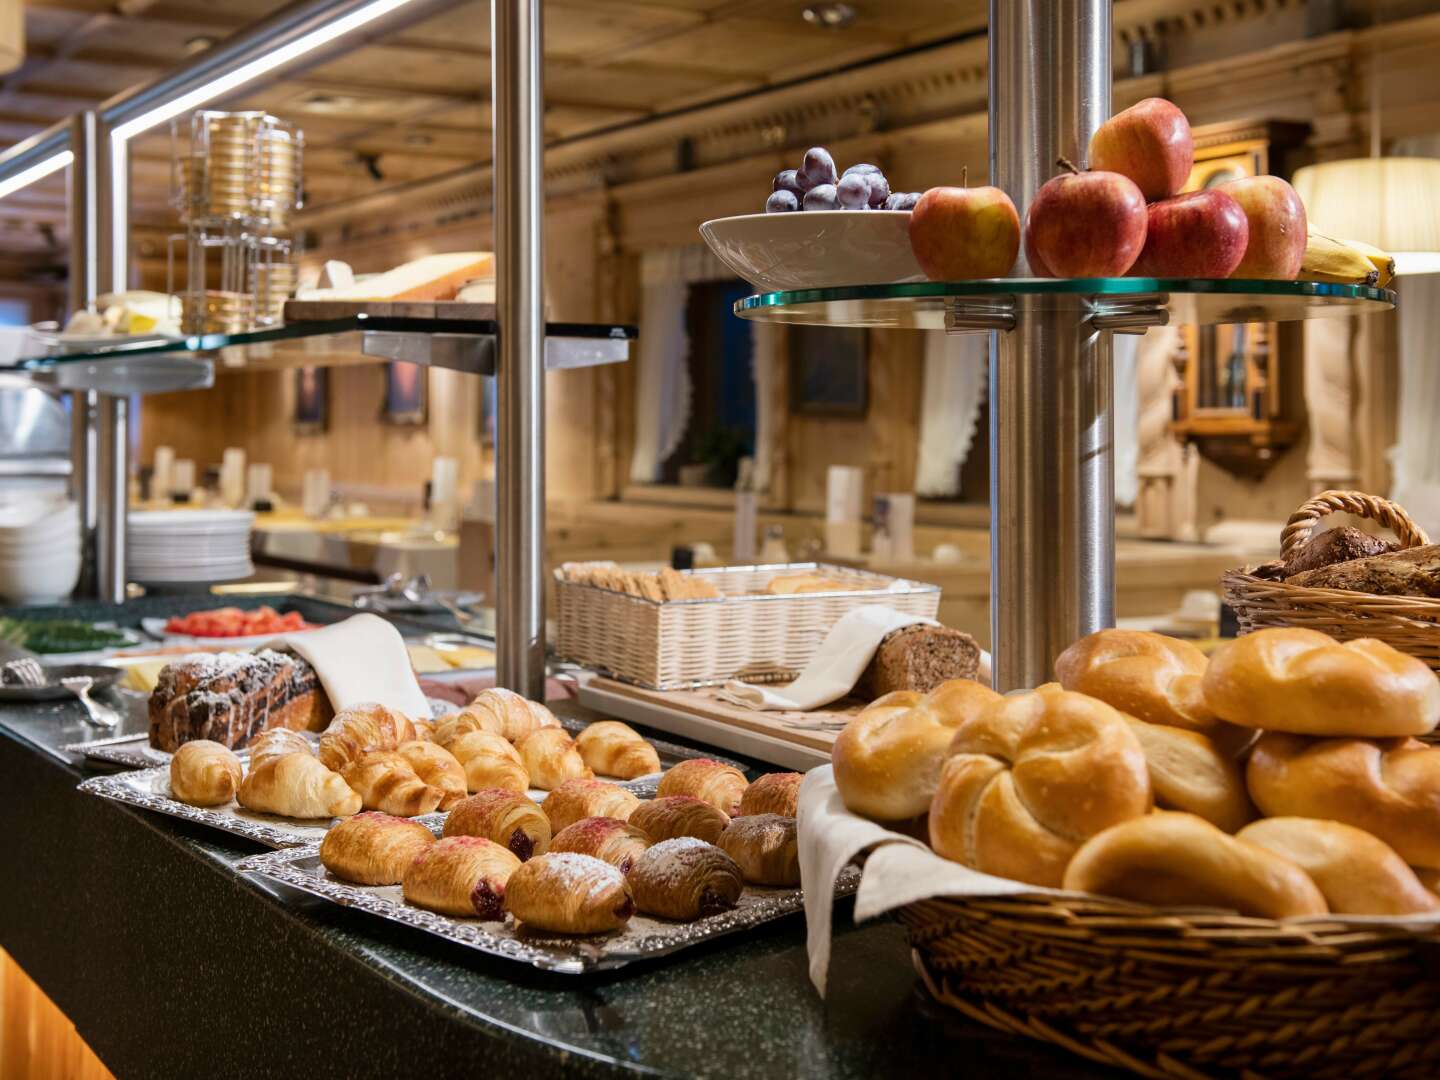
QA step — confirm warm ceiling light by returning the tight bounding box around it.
[0,0,22,76]
[802,3,857,30]
[1293,157,1440,276]
[183,35,217,55]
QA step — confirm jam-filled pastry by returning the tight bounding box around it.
[541,778,640,834]
[169,739,242,806]
[341,750,445,817]
[505,852,634,934]
[628,795,730,845]
[656,758,748,817]
[574,721,661,780]
[717,814,800,886]
[628,837,744,920]
[738,772,803,818]
[401,835,521,919]
[443,789,552,860]
[318,703,417,772]
[397,739,467,810]
[320,811,435,886]
[549,817,650,874]
[447,730,529,794]
[237,751,361,819]
[515,728,593,791]
[247,728,314,772]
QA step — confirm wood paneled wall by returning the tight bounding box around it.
[1,948,114,1080]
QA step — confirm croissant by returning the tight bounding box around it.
[433,706,504,749]
[550,817,650,875]
[629,837,744,920]
[656,758,748,816]
[541,778,640,834]
[411,719,435,742]
[169,739,242,807]
[574,721,661,780]
[443,789,552,860]
[402,835,521,919]
[318,702,417,772]
[505,852,634,934]
[515,728,592,791]
[397,740,467,810]
[463,687,558,743]
[738,772,803,818]
[448,731,529,793]
[247,728,314,772]
[341,751,445,817]
[717,814,800,886]
[320,811,435,885]
[237,751,361,819]
[628,796,730,845]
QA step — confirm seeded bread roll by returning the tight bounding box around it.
[1282,525,1395,576]
[857,625,982,697]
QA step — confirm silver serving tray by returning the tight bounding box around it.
[238,845,858,974]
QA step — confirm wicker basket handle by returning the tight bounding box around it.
[1279,490,1431,560]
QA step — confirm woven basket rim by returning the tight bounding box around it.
[552,560,942,605]
[1221,567,1440,624]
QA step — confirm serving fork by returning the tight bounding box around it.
[60,675,121,729]
[3,657,46,688]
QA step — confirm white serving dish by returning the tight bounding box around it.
[699,210,923,292]
[0,548,81,602]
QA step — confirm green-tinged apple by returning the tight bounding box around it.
[909,175,1020,280]
[1088,98,1195,201]
[1217,175,1307,279]
[1130,190,1249,278]
[1023,160,1148,278]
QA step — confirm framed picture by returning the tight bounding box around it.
[293,366,328,434]
[789,325,868,417]
[382,361,427,425]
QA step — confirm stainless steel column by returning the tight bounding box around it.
[988,0,1114,690]
[491,0,547,700]
[96,395,128,604]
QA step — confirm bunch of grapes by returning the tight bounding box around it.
[765,147,921,213]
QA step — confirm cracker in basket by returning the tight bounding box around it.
[633,572,666,603]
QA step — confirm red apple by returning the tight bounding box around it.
[1217,175,1307,279]
[1130,190,1249,278]
[1088,97,1195,201]
[1023,162,1148,277]
[909,183,1021,279]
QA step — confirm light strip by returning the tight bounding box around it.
[109,0,419,142]
[0,150,74,201]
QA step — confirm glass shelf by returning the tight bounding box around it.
[732,278,1396,330]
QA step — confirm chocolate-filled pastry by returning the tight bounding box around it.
[515,728,593,791]
[341,750,445,817]
[443,789,551,861]
[448,730,529,794]
[628,837,744,920]
[237,751,361,819]
[402,835,521,919]
[318,703,417,772]
[629,796,730,844]
[550,817,650,874]
[717,814,800,886]
[397,739,467,810]
[541,777,640,834]
[169,739,242,807]
[738,772,803,818]
[505,852,634,934]
[656,758,748,816]
[247,728,313,772]
[320,811,435,886]
[574,721,661,780]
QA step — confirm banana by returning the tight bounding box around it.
[1339,237,1396,288]
[1299,229,1380,286]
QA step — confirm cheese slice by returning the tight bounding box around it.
[300,252,494,303]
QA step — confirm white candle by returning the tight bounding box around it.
[302,468,330,517]
[172,458,195,497]
[246,463,272,506]
[430,456,459,530]
[220,447,246,507]
[152,446,174,501]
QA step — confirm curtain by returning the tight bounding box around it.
[915,333,987,498]
[1390,273,1440,535]
[1112,332,1140,508]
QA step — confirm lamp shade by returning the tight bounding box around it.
[1292,157,1440,275]
[0,0,20,77]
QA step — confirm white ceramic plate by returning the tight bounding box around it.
[699,210,923,292]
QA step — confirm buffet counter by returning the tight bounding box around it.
[0,602,1115,1079]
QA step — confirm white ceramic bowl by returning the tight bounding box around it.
[0,547,81,603]
[699,210,923,292]
[0,499,77,536]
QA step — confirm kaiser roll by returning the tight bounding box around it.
[1202,628,1440,737]
[1246,731,1440,867]
[1063,811,1328,919]
[929,686,1151,887]
[1054,629,1220,732]
[1122,718,1254,833]
[1237,817,1440,916]
[832,680,1000,821]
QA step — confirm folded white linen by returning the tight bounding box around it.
[265,612,431,719]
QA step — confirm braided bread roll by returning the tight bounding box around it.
[1123,718,1254,833]
[574,721,661,780]
[550,817,651,874]
[738,772,802,818]
[320,811,435,885]
[463,687,558,743]
[717,814,799,886]
[169,739,242,807]
[448,730,529,794]
[433,706,504,749]
[505,852,634,934]
[1055,628,1221,733]
[629,838,744,920]
[248,728,313,772]
[318,703,417,772]
[629,796,730,845]
[396,740,467,810]
[402,835,521,919]
[656,758,747,817]
[515,728,592,791]
[237,751,361,819]
[341,751,445,817]
[541,778,640,834]
[443,789,551,861]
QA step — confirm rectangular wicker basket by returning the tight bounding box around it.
[553,561,941,690]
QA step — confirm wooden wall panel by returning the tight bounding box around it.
[1,948,114,1080]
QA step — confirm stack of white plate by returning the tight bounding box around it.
[0,498,81,603]
[127,509,255,585]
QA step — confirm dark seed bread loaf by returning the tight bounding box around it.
[1282,525,1396,577]
[857,624,981,697]
[1284,543,1440,596]
[149,649,333,752]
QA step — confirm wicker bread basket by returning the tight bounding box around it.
[1222,490,1440,670]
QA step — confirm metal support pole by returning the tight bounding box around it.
[492,0,547,700]
[96,395,128,604]
[988,0,1114,690]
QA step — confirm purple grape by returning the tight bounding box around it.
[797,147,838,191]
[883,192,919,211]
[843,163,881,177]
[802,183,840,211]
[766,189,800,213]
[865,172,891,208]
[773,169,804,198]
[836,172,870,209]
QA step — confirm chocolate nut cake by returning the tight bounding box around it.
[149,649,333,752]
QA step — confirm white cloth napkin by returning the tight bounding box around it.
[265,612,431,719]
[719,606,936,711]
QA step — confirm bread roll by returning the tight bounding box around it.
[1237,817,1440,915]
[1247,732,1440,867]
[169,739,242,806]
[929,686,1150,887]
[320,812,435,886]
[1063,811,1328,919]
[1202,628,1440,737]
[1123,718,1254,833]
[1055,629,1220,733]
[833,680,1001,822]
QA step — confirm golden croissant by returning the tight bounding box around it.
[318,702,417,772]
[574,721,661,780]
[237,751,361,819]
[169,739,242,807]
[341,750,445,817]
